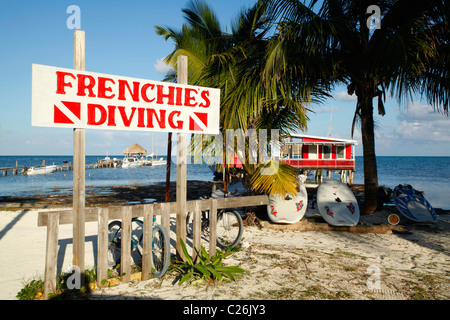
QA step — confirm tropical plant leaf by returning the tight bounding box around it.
[194,264,211,278]
[179,272,195,285]
[179,237,194,266]
[250,160,298,196]
[170,238,245,285]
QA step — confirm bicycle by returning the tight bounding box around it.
[107,216,171,278]
[186,207,243,249]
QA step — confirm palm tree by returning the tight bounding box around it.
[265,0,449,214]
[156,0,316,196]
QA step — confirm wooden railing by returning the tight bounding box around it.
[37,195,268,299]
[281,159,355,170]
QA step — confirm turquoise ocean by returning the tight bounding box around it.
[0,156,449,209]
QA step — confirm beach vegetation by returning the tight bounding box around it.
[16,279,45,300]
[264,0,449,214]
[16,267,97,300]
[169,238,245,285]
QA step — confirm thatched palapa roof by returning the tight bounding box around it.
[123,143,148,155]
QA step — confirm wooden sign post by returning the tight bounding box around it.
[72,30,85,272]
[176,55,188,261]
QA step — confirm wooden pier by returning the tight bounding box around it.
[0,160,117,176]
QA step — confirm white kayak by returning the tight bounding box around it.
[317,180,360,226]
[267,175,308,224]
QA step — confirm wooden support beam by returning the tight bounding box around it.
[120,206,132,283]
[192,201,201,262]
[176,55,188,261]
[72,29,86,273]
[141,205,153,281]
[43,212,59,299]
[209,199,217,258]
[96,208,108,288]
[160,202,171,237]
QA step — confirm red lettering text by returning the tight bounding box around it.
[87,104,107,125]
[156,84,175,105]
[118,80,140,102]
[77,74,96,97]
[56,71,76,94]
[184,88,198,107]
[118,106,136,127]
[147,109,166,129]
[141,83,155,103]
[168,110,183,129]
[137,108,145,128]
[199,90,210,108]
[107,105,116,126]
[175,87,183,106]
[97,77,115,99]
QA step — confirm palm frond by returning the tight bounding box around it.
[250,160,299,196]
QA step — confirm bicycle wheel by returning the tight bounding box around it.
[152,225,171,278]
[107,221,122,268]
[216,210,243,249]
[186,211,209,239]
[186,212,194,238]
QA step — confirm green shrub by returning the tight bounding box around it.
[16,279,45,300]
[16,267,97,300]
[170,238,245,285]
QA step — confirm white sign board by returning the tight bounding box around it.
[32,64,220,134]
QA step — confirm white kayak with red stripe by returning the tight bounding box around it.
[317,180,360,226]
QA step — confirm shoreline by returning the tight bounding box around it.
[0,180,213,209]
[1,181,449,214]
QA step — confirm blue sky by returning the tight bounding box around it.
[0,0,449,156]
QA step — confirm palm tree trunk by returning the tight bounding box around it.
[358,87,379,215]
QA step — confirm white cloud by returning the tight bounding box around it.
[154,58,174,75]
[394,101,450,142]
[334,91,357,102]
[315,105,342,113]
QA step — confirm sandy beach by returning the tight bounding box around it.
[92,210,450,300]
[1,184,449,301]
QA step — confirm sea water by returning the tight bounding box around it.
[353,156,450,210]
[0,155,449,209]
[0,155,213,198]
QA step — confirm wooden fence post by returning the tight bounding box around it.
[209,199,217,258]
[97,208,109,288]
[176,55,188,261]
[120,206,132,282]
[43,212,59,299]
[161,202,171,237]
[141,206,153,281]
[192,202,201,262]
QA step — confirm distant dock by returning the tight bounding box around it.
[0,160,117,176]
